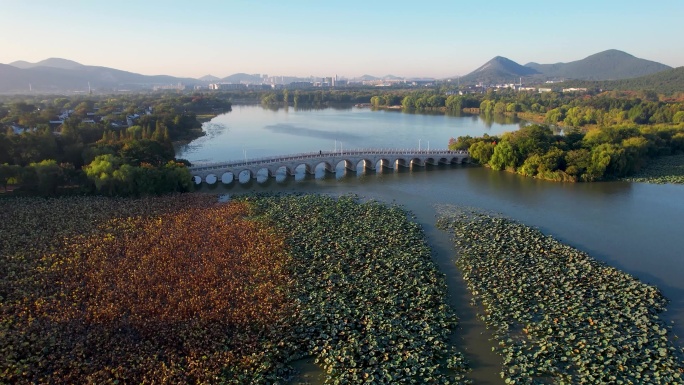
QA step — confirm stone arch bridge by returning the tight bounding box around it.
[189,149,470,184]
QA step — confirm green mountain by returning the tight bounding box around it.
[563,66,684,95]
[459,56,540,85]
[524,49,671,81]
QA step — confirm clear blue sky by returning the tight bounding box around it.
[1,0,682,79]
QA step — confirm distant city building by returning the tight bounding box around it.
[562,88,588,93]
[287,82,314,89]
[209,83,248,90]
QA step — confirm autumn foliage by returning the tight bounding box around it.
[1,196,294,384]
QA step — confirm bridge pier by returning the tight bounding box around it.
[189,149,470,185]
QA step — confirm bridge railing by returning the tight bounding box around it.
[189,149,469,171]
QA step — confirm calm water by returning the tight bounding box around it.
[176,104,522,163]
[178,105,684,384]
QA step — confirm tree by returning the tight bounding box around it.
[673,111,684,124]
[0,163,20,191]
[564,149,591,178]
[489,141,517,171]
[479,100,494,115]
[120,139,175,167]
[29,159,64,195]
[84,154,121,194]
[468,141,495,164]
[493,101,507,115]
[401,95,416,109]
[545,108,565,124]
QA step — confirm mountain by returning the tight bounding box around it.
[9,58,85,70]
[524,49,671,81]
[562,66,684,95]
[0,58,201,93]
[199,74,221,82]
[220,73,263,83]
[0,64,30,92]
[357,74,380,81]
[459,56,540,84]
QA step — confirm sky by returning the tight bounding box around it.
[1,0,683,79]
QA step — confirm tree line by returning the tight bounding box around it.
[0,93,232,196]
[450,124,684,182]
[369,89,684,127]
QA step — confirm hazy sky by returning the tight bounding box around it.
[1,0,682,79]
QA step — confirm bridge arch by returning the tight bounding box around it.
[221,172,234,184]
[206,174,218,185]
[395,158,408,168]
[314,161,335,173]
[237,169,253,181]
[275,165,295,176]
[334,159,356,172]
[355,159,375,172]
[188,149,470,185]
[256,167,274,178]
[376,158,392,170]
[294,163,315,175]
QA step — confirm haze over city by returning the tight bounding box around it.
[1,0,683,79]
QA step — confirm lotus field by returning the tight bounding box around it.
[1,194,468,384]
[622,154,684,184]
[436,207,684,384]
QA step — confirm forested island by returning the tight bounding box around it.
[365,88,684,183]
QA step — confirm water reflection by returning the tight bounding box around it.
[263,123,362,141]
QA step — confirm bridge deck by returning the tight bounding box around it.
[189,149,468,172]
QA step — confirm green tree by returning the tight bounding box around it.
[120,139,175,167]
[673,111,684,124]
[519,154,542,177]
[493,101,507,115]
[468,141,495,164]
[480,100,494,115]
[564,149,591,178]
[489,141,517,171]
[84,154,121,194]
[29,159,64,195]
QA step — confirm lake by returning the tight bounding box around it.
[176,105,684,384]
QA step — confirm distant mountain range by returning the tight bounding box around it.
[458,49,672,85]
[0,50,678,94]
[0,58,200,93]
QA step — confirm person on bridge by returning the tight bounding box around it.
[319,150,322,155]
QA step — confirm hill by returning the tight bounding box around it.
[0,58,201,93]
[524,49,671,81]
[199,74,221,82]
[562,66,684,95]
[9,58,85,70]
[459,56,540,84]
[220,73,264,83]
